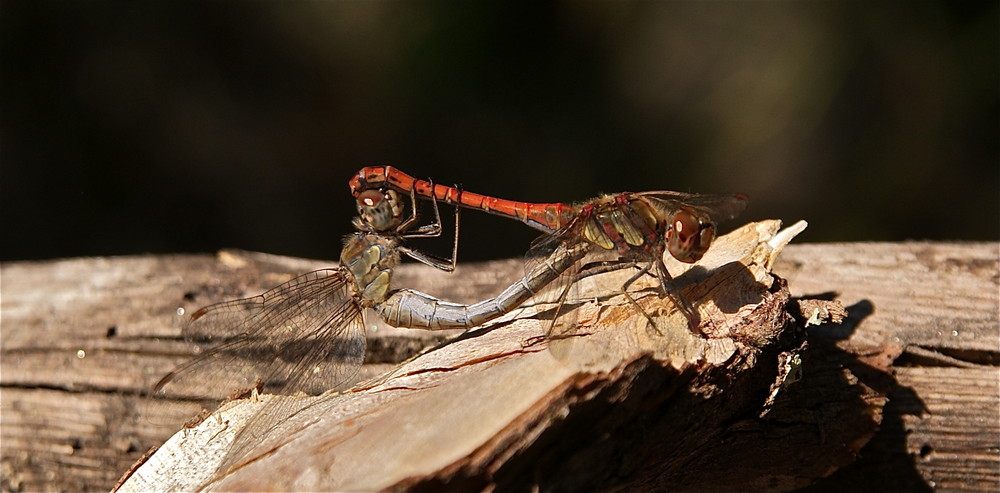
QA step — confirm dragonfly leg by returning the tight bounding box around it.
[574,260,662,334]
[398,246,456,272]
[400,178,444,238]
[574,259,642,281]
[653,258,702,333]
[398,180,463,272]
[448,184,462,272]
[574,258,701,334]
[617,262,663,335]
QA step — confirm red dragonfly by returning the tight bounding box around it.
[349,166,748,331]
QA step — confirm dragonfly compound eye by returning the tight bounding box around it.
[356,190,402,232]
[666,208,715,263]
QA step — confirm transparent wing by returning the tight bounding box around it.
[151,268,366,423]
[520,218,627,358]
[148,268,369,480]
[634,191,748,224]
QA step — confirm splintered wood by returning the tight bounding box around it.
[115,220,889,492]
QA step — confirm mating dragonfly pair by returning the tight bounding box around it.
[152,167,747,408]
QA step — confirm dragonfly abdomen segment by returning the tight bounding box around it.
[376,241,589,330]
[351,166,577,233]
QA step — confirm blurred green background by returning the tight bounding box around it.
[2,1,997,262]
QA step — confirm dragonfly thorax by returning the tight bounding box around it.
[340,232,400,305]
[579,196,663,257]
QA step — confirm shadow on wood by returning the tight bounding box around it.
[110,221,884,492]
[2,228,997,491]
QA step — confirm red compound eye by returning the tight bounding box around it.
[357,189,383,208]
[355,189,405,233]
[666,208,714,263]
[672,209,699,241]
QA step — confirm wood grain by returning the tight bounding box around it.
[1,234,996,492]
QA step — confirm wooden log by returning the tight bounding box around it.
[113,219,820,492]
[1,230,996,491]
[775,241,1000,492]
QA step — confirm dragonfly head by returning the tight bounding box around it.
[665,207,716,263]
[353,189,404,232]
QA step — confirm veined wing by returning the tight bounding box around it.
[152,268,366,411]
[149,268,368,480]
[633,191,748,224]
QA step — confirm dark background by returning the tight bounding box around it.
[2,1,997,263]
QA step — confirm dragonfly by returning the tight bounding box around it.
[349,166,749,332]
[152,187,447,405]
[147,184,593,479]
[150,184,585,436]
